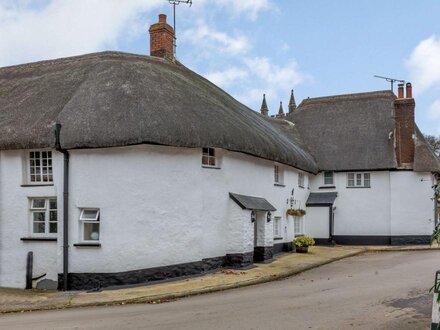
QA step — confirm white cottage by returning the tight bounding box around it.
[0,15,318,290]
[0,14,438,291]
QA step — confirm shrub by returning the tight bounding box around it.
[294,236,315,247]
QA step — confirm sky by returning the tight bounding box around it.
[1,0,440,134]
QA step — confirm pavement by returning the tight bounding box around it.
[0,244,439,314]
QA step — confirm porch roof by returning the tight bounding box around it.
[229,193,276,211]
[306,192,338,206]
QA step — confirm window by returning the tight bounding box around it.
[294,217,303,235]
[29,151,53,183]
[274,165,284,184]
[30,198,57,236]
[202,148,216,167]
[298,173,305,188]
[324,171,334,185]
[347,173,371,188]
[79,209,100,242]
[273,216,282,238]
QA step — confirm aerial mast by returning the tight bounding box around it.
[374,75,405,93]
[167,0,193,56]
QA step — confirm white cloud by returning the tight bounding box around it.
[182,20,251,56]
[206,67,248,88]
[406,35,440,94]
[428,100,440,120]
[0,0,163,66]
[194,0,273,21]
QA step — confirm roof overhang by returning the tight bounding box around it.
[229,193,276,211]
[306,192,338,207]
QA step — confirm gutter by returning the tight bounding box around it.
[55,123,70,291]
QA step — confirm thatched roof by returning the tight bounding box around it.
[287,91,440,172]
[0,51,318,173]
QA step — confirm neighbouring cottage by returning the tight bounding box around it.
[0,14,438,291]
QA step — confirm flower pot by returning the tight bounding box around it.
[296,246,309,253]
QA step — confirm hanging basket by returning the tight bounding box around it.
[287,209,306,217]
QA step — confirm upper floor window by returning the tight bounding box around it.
[324,171,334,185]
[30,198,57,236]
[274,164,284,185]
[29,151,53,183]
[347,173,371,188]
[298,173,305,188]
[202,148,216,167]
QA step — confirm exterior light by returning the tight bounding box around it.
[251,211,256,223]
[267,211,272,222]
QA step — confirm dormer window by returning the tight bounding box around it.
[324,171,334,185]
[202,148,217,167]
[298,173,305,188]
[274,164,284,185]
[29,151,53,183]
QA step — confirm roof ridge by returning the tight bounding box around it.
[298,90,396,108]
[0,51,166,72]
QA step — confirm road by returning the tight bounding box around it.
[1,250,439,330]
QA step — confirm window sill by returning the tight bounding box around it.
[74,243,101,247]
[21,237,57,242]
[202,165,221,170]
[298,186,305,189]
[274,237,283,241]
[21,184,54,187]
[274,183,285,187]
[319,185,336,189]
[346,186,371,189]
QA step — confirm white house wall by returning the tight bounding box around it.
[304,207,329,239]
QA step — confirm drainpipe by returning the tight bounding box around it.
[55,123,69,291]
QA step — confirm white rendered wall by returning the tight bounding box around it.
[305,207,329,239]
[0,150,62,288]
[67,145,309,274]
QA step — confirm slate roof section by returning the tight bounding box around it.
[229,193,277,211]
[0,51,318,173]
[306,192,338,206]
[287,91,440,172]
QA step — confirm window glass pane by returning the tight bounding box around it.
[324,171,333,185]
[49,223,57,233]
[49,199,57,210]
[356,174,362,186]
[347,173,354,186]
[202,148,208,156]
[364,173,371,187]
[33,223,45,233]
[33,212,45,222]
[50,211,57,222]
[208,156,216,166]
[84,223,100,241]
[202,155,209,165]
[208,148,215,157]
[32,199,46,209]
[81,210,99,221]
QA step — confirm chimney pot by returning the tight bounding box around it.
[397,83,404,99]
[406,82,413,99]
[159,14,167,23]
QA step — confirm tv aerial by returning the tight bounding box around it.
[374,75,405,92]
[167,0,193,55]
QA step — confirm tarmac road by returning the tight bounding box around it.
[0,250,439,330]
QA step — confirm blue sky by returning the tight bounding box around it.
[1,0,440,134]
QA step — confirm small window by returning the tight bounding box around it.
[29,151,53,183]
[298,173,305,188]
[30,198,57,236]
[294,217,303,235]
[202,148,216,167]
[324,171,334,185]
[79,209,100,242]
[273,216,282,237]
[347,173,371,188]
[274,165,284,184]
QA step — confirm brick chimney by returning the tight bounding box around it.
[394,82,415,167]
[149,14,174,60]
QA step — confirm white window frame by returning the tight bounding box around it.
[202,148,218,168]
[273,216,282,238]
[29,197,57,237]
[79,208,100,242]
[293,217,304,235]
[324,171,334,185]
[298,173,305,188]
[274,164,284,185]
[347,173,371,188]
[28,150,53,184]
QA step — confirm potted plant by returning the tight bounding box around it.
[294,236,315,253]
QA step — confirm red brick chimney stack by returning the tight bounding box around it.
[149,14,175,61]
[394,82,415,168]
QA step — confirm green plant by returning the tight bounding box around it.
[294,236,315,248]
[432,222,440,247]
[287,209,306,217]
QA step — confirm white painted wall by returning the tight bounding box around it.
[0,150,62,288]
[305,207,329,239]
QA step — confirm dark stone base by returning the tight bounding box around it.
[314,238,335,246]
[225,252,254,268]
[432,323,438,330]
[273,242,295,254]
[59,256,226,291]
[253,246,273,263]
[333,235,431,246]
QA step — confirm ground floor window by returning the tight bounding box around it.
[273,216,282,237]
[79,209,100,242]
[29,198,57,236]
[294,217,303,235]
